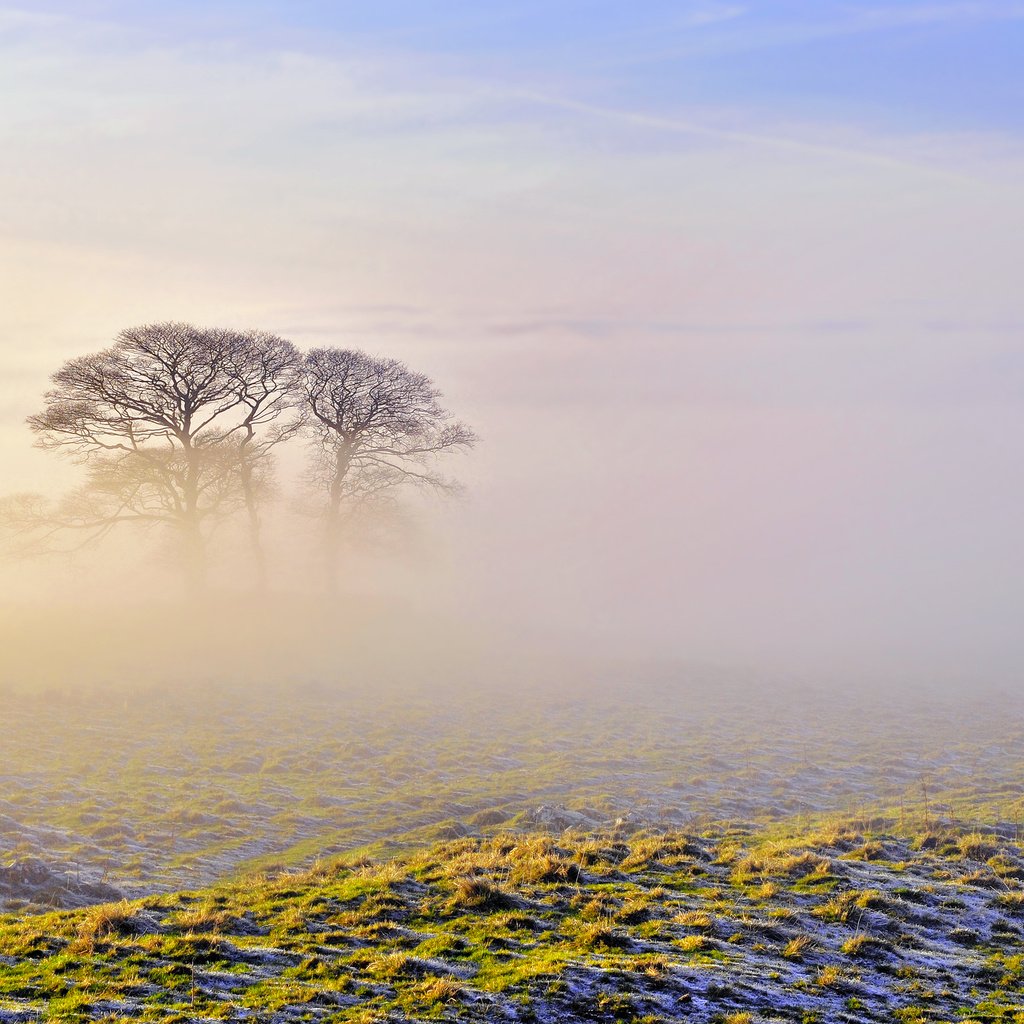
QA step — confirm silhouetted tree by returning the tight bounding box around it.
[300,348,476,596]
[4,328,476,598]
[23,322,299,593]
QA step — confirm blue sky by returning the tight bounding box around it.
[23,0,1024,132]
[2,1,1024,675]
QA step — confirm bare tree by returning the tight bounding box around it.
[300,348,476,596]
[8,328,473,597]
[24,322,298,593]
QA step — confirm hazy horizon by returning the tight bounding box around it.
[2,2,1024,685]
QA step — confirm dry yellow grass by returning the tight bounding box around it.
[782,933,817,959]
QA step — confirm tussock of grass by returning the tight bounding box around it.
[731,849,832,886]
[812,888,887,923]
[674,909,714,930]
[74,901,145,947]
[448,874,515,911]
[994,889,1024,909]
[815,964,844,988]
[781,933,817,960]
[674,933,710,953]
[165,904,237,934]
[841,933,885,957]
[414,974,463,1005]
[958,833,999,861]
[505,838,583,886]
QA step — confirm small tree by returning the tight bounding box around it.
[300,348,476,595]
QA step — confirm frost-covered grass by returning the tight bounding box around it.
[4,674,1024,1020]
[3,677,1024,900]
[3,822,1024,1022]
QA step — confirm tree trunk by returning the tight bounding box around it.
[239,458,267,592]
[181,514,207,598]
[325,513,341,598]
[180,439,207,597]
[325,446,351,599]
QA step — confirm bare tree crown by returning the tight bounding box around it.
[299,348,476,595]
[303,348,476,473]
[29,323,300,455]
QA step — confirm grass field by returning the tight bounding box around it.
[3,651,1024,1021]
[2,669,1023,897]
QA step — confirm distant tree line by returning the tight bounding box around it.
[1,322,476,595]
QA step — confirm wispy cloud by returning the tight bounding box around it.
[510,90,985,184]
[0,7,62,31]
[675,4,749,28]
[484,317,873,339]
[853,2,1024,30]
[599,1,1024,68]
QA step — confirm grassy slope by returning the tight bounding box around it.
[3,820,1024,1024]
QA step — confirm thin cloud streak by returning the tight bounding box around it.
[599,1,1024,67]
[511,90,985,184]
[856,2,1024,29]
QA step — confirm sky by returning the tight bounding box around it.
[1,1,1023,682]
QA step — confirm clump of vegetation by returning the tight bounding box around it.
[74,901,146,948]
[675,933,710,953]
[958,833,999,861]
[506,838,583,885]
[165,903,238,934]
[840,933,884,957]
[782,933,818,960]
[448,874,515,911]
[812,888,887,923]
